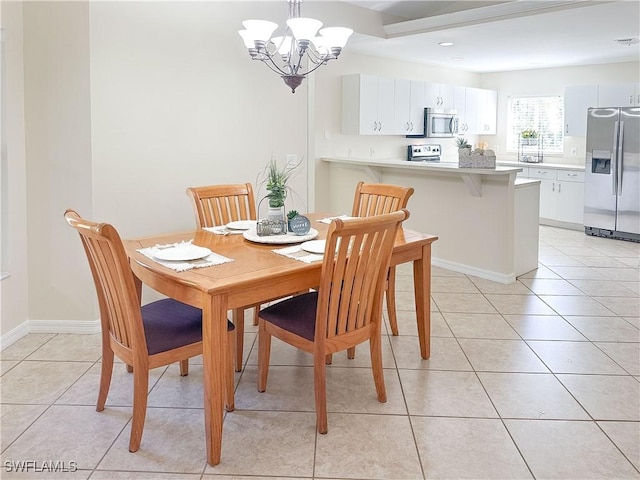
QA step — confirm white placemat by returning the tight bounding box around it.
[203,226,245,235]
[137,241,233,272]
[273,245,324,263]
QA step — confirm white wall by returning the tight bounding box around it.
[1,2,30,345]
[23,2,95,322]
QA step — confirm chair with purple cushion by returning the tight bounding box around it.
[186,183,261,372]
[351,181,414,338]
[257,210,409,434]
[64,209,235,453]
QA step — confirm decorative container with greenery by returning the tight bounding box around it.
[264,158,293,208]
[458,147,497,169]
[520,129,539,145]
[257,157,302,223]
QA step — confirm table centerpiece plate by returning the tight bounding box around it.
[243,228,319,245]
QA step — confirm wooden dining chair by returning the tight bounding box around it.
[186,183,260,372]
[64,209,235,453]
[352,181,414,337]
[257,210,409,433]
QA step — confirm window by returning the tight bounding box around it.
[507,96,564,154]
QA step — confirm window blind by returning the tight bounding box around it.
[507,96,564,154]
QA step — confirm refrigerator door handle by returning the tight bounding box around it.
[617,121,624,195]
[612,121,619,195]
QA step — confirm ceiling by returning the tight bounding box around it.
[340,1,640,73]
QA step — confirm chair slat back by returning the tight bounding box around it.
[64,210,145,354]
[317,210,408,341]
[186,183,256,228]
[351,181,414,217]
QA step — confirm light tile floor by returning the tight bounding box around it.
[1,226,639,479]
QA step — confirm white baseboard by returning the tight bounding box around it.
[432,257,516,284]
[0,321,30,351]
[1,319,100,351]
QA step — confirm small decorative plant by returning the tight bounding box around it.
[259,157,301,209]
[521,129,538,139]
[287,210,299,220]
[455,137,471,150]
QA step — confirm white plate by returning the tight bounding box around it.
[154,244,212,262]
[243,228,319,245]
[226,220,256,231]
[300,239,326,254]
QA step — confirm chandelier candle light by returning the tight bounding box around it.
[238,0,353,93]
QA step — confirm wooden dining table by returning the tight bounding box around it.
[124,213,437,466]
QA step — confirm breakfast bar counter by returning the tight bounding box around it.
[322,157,540,283]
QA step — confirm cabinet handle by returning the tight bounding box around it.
[552,182,555,192]
[537,170,548,174]
[567,173,578,177]
[565,125,569,134]
[558,183,561,193]
[410,122,413,131]
[630,95,634,105]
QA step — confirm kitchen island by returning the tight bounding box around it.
[322,157,540,283]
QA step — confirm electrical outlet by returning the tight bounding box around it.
[286,154,297,168]
[570,147,577,156]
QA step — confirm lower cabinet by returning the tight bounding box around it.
[528,168,585,226]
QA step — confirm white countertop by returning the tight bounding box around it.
[323,157,522,176]
[497,160,585,171]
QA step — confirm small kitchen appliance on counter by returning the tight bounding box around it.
[408,144,441,162]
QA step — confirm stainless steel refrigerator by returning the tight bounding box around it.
[584,107,640,242]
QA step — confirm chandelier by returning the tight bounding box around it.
[238,0,353,93]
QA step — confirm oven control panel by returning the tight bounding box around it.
[408,144,441,161]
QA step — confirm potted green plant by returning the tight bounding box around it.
[258,157,301,222]
[455,137,471,151]
[287,209,298,231]
[521,129,538,145]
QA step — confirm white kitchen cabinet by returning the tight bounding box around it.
[452,86,497,135]
[598,83,640,107]
[564,85,598,136]
[424,82,456,109]
[342,74,395,135]
[455,86,478,134]
[394,78,425,135]
[556,171,585,224]
[476,88,497,134]
[528,167,585,226]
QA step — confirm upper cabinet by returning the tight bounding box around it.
[453,86,497,136]
[476,88,498,135]
[394,78,425,135]
[564,83,639,136]
[424,82,456,109]
[564,85,598,136]
[455,86,478,135]
[341,74,497,137]
[342,74,395,135]
[598,83,640,107]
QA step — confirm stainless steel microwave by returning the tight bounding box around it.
[425,108,458,137]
